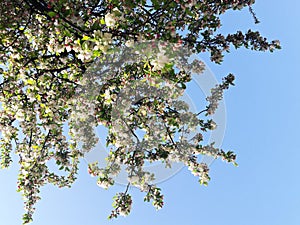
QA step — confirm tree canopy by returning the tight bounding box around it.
[0,0,280,224]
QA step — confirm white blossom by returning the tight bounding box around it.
[151,51,170,71]
[104,8,121,28]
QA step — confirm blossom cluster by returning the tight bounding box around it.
[206,74,235,115]
[0,0,280,224]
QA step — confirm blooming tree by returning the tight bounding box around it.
[0,0,280,224]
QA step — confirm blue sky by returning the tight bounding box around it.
[1,1,300,225]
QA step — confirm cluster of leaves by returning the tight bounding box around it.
[0,0,280,224]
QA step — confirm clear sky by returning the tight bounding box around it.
[1,1,300,225]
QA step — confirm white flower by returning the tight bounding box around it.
[97,180,110,189]
[77,51,92,62]
[105,12,117,27]
[151,52,170,71]
[118,207,131,217]
[93,30,102,39]
[185,0,197,8]
[65,45,72,52]
[97,177,114,189]
[105,8,122,28]
[15,110,25,121]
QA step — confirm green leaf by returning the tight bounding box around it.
[47,11,56,18]
[27,79,35,85]
[82,35,90,41]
